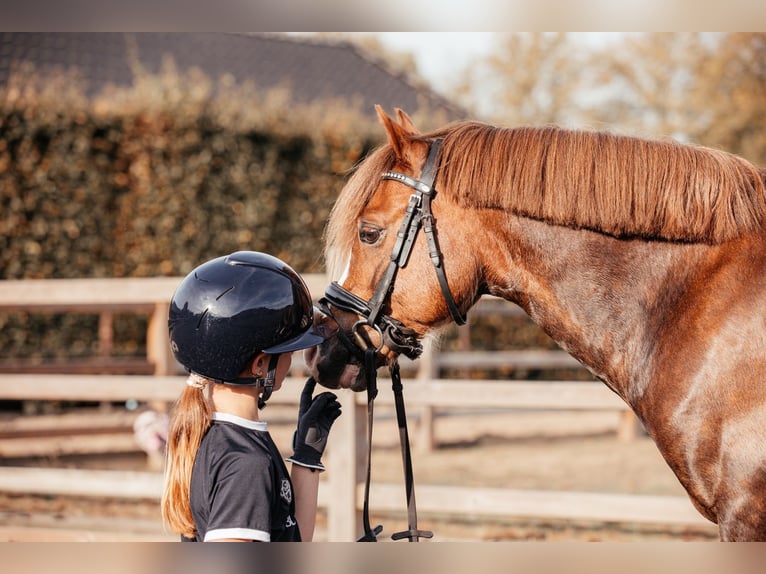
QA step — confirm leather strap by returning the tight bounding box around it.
[381,139,467,326]
[390,362,433,542]
[357,348,383,542]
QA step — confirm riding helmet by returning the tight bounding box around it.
[168,251,324,383]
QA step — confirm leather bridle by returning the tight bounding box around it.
[319,139,466,542]
[322,138,466,360]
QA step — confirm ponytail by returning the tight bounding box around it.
[160,377,212,538]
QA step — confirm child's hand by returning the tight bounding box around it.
[286,378,342,471]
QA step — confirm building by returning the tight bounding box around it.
[0,32,466,120]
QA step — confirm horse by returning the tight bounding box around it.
[303,105,766,541]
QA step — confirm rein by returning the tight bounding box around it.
[321,139,464,542]
[355,351,432,542]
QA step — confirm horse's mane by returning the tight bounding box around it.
[326,122,766,277]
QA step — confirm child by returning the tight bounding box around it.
[161,251,341,542]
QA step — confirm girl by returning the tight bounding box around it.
[161,251,341,542]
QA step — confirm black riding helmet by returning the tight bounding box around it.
[168,251,324,390]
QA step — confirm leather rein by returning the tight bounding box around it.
[320,139,466,542]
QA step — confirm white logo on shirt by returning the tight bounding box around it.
[280,479,292,503]
[285,515,297,528]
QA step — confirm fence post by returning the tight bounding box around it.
[97,311,115,412]
[617,410,641,442]
[97,311,114,357]
[416,337,437,453]
[147,302,174,377]
[146,301,175,418]
[326,390,365,540]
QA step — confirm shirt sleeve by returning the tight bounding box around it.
[203,451,274,542]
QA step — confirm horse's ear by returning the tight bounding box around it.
[395,108,419,135]
[376,105,407,160]
[375,105,419,165]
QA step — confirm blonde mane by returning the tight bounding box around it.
[326,122,766,276]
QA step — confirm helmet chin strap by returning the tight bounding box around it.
[256,354,280,410]
[224,353,281,409]
[219,353,281,409]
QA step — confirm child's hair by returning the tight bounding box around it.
[160,378,212,538]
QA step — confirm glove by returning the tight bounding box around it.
[286,378,342,471]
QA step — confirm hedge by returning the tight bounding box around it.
[0,64,387,280]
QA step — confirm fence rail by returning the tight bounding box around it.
[0,276,711,540]
[0,466,711,529]
[0,373,711,539]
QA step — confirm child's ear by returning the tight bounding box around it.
[250,352,268,377]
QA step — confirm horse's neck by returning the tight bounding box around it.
[486,216,705,402]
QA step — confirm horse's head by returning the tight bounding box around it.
[307,106,481,391]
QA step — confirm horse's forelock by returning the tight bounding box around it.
[325,145,396,280]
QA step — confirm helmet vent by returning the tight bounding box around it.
[196,308,209,330]
[216,286,234,300]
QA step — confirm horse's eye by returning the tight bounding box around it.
[359,225,383,245]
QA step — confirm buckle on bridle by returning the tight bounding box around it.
[352,320,383,353]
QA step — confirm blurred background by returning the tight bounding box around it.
[0,32,762,541]
[2,32,764,361]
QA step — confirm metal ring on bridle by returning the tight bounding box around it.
[352,319,384,353]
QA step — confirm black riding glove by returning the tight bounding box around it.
[286,378,342,472]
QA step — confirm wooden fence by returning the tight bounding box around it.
[0,276,714,540]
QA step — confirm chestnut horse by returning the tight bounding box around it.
[305,106,766,541]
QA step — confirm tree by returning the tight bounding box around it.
[452,33,766,165]
[692,33,766,164]
[454,33,588,126]
[573,33,766,164]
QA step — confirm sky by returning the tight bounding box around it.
[337,32,630,119]
[342,33,624,100]
[362,33,499,94]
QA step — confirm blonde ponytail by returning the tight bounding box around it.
[160,379,212,538]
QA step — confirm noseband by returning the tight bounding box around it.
[322,138,467,361]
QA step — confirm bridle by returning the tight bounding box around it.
[319,138,466,542]
[323,138,467,359]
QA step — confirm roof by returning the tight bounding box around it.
[0,32,466,120]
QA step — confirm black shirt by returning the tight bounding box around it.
[184,412,301,542]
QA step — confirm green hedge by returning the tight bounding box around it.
[0,67,386,280]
